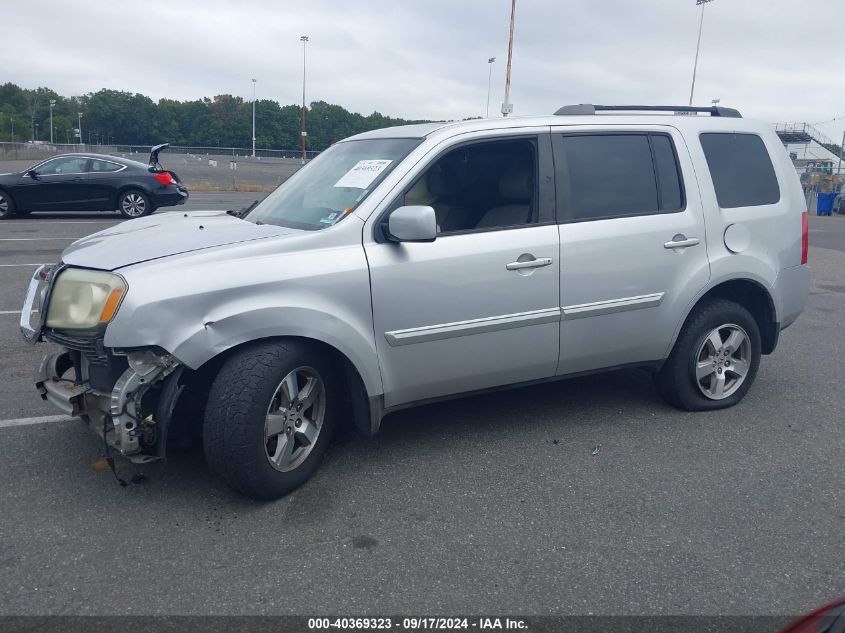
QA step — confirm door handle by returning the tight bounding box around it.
[664,236,700,249]
[506,257,553,271]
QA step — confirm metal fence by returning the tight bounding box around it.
[0,142,320,162]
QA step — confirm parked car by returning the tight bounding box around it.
[21,105,809,499]
[0,143,187,220]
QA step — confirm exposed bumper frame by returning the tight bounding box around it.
[36,348,182,463]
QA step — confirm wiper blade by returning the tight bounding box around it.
[226,199,261,219]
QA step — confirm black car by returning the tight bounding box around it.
[0,143,188,220]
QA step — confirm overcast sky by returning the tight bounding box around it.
[4,0,845,142]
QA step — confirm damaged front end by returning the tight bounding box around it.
[36,345,182,463]
[23,264,186,462]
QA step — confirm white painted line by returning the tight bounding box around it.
[0,238,80,241]
[0,310,34,315]
[0,414,74,429]
[7,221,118,225]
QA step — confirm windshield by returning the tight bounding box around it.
[246,138,422,230]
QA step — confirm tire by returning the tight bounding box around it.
[654,298,762,411]
[117,189,153,219]
[0,190,15,220]
[203,340,338,500]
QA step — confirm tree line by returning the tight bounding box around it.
[0,83,429,151]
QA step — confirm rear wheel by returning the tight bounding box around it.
[117,189,152,219]
[203,340,338,500]
[654,298,761,411]
[0,191,15,219]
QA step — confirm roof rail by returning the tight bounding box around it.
[554,104,742,118]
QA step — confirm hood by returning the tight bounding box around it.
[61,210,293,270]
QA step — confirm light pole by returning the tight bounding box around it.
[77,112,83,148]
[10,116,14,142]
[501,0,516,117]
[49,100,56,144]
[300,35,309,164]
[689,0,715,106]
[486,57,496,118]
[251,78,257,158]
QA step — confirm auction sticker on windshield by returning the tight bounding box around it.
[333,159,392,189]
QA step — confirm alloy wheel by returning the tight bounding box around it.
[695,323,752,400]
[121,193,146,217]
[264,366,326,472]
[0,195,8,215]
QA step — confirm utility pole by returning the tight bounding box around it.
[300,35,309,164]
[838,128,845,183]
[10,116,14,142]
[689,0,715,106]
[501,0,516,117]
[251,78,257,158]
[78,112,83,148]
[486,57,496,118]
[49,100,56,144]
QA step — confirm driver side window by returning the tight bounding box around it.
[35,157,89,175]
[402,138,538,234]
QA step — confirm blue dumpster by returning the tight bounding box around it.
[817,192,836,216]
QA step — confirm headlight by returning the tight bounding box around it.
[45,268,127,330]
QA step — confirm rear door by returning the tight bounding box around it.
[552,126,710,375]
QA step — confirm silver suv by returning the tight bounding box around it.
[21,104,810,499]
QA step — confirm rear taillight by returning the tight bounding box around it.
[153,171,176,186]
[801,211,808,265]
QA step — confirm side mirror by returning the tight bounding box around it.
[387,205,437,243]
[25,170,39,179]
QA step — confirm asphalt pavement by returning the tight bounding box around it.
[0,204,842,616]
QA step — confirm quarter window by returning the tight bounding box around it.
[699,133,780,208]
[554,133,685,222]
[90,159,122,172]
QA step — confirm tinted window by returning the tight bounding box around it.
[651,135,683,211]
[700,133,780,208]
[34,157,89,175]
[556,134,684,221]
[90,159,122,172]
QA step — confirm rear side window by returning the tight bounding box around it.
[90,159,122,172]
[554,133,685,222]
[700,133,780,208]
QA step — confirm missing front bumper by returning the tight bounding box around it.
[36,348,182,463]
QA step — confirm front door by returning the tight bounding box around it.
[552,126,711,375]
[365,133,560,407]
[15,156,91,210]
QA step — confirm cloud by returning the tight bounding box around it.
[3,0,844,140]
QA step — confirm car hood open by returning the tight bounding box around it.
[61,211,292,271]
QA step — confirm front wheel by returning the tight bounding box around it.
[654,298,762,411]
[0,191,15,219]
[117,190,153,219]
[203,340,338,500]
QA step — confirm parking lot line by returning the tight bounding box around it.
[5,221,118,225]
[0,415,73,429]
